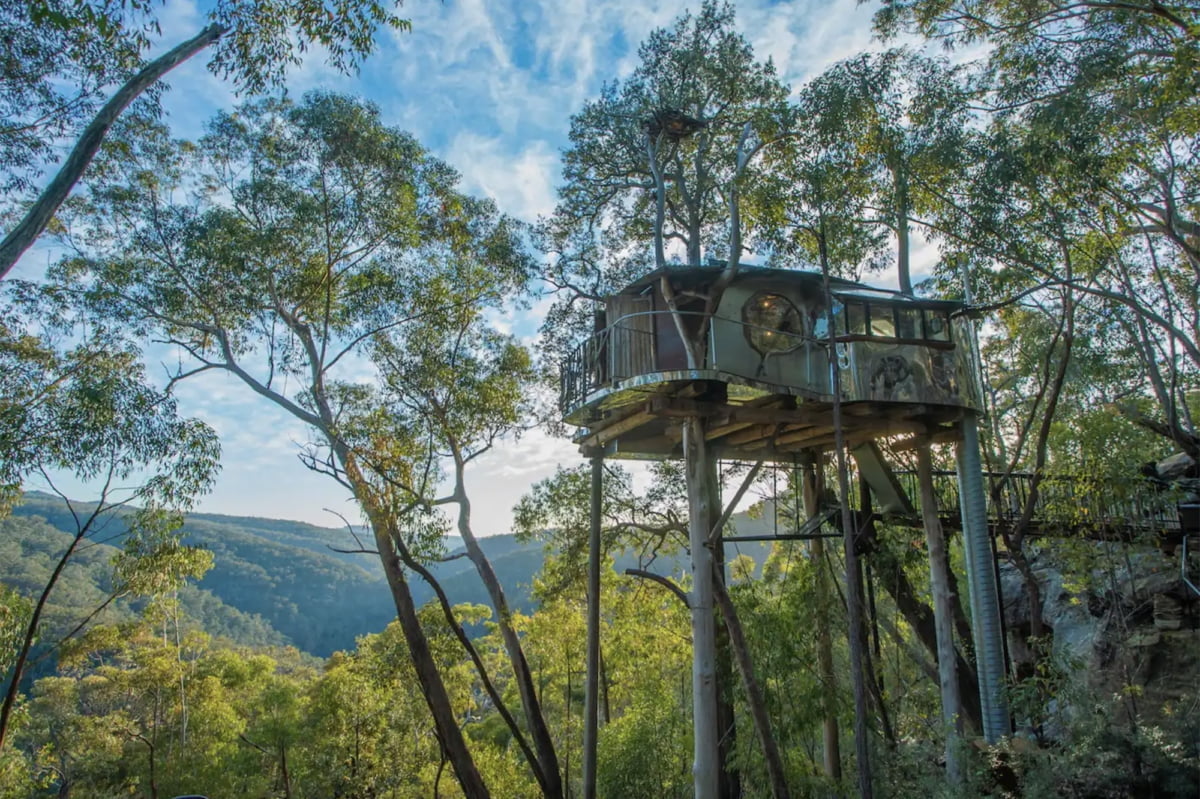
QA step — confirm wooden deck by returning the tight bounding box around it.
[574,380,966,461]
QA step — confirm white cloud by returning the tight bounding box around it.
[446,133,559,222]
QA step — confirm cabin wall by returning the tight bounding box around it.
[606,295,655,379]
[580,272,984,419]
[651,289,691,371]
[710,276,832,398]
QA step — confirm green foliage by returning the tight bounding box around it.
[0,301,220,515]
[538,0,794,364]
[0,1,149,195]
[0,585,31,678]
[7,493,561,657]
[949,700,1200,798]
[597,696,692,799]
[0,0,409,197]
[0,512,286,680]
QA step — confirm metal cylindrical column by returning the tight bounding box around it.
[583,455,602,798]
[955,413,1011,742]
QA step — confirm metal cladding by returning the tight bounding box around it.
[559,265,980,461]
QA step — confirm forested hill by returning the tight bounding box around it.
[6,493,774,659]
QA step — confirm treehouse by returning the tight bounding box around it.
[559,265,983,461]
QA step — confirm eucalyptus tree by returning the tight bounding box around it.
[867,0,1200,743]
[0,293,220,752]
[758,84,889,798]
[874,0,1200,446]
[0,0,412,280]
[50,92,534,798]
[371,303,566,798]
[795,51,978,781]
[802,50,970,294]
[543,6,796,796]
[516,458,803,799]
[546,0,793,361]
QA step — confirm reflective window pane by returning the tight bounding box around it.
[845,301,867,335]
[896,306,922,339]
[924,309,950,341]
[869,304,895,338]
[743,292,804,353]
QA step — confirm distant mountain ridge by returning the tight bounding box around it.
[7,493,543,657]
[7,493,774,658]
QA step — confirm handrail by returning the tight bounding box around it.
[879,469,1190,538]
[558,309,827,414]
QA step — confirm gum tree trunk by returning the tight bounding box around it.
[916,444,962,783]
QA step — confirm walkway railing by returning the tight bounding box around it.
[888,470,1193,540]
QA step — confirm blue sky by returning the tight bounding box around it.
[26,0,939,536]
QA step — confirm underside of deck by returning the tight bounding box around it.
[573,379,965,461]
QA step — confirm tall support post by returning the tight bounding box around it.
[801,458,842,780]
[708,455,741,799]
[583,454,603,799]
[916,444,962,781]
[821,272,874,799]
[956,414,1011,743]
[685,416,720,799]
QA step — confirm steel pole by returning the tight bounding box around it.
[955,413,1011,742]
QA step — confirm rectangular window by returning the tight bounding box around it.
[845,301,867,335]
[896,306,922,340]
[924,309,951,342]
[868,304,895,338]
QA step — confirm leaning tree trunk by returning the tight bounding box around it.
[869,539,983,734]
[0,529,86,750]
[338,449,490,799]
[916,444,962,784]
[712,576,792,799]
[369,520,491,799]
[449,458,563,799]
[0,24,227,279]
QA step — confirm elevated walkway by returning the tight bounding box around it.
[884,469,1197,545]
[723,456,1197,546]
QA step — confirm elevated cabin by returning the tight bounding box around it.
[559,265,983,461]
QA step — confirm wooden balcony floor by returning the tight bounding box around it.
[574,379,965,461]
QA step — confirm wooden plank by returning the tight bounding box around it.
[579,403,656,448]
[775,425,835,447]
[725,424,779,446]
[771,420,927,455]
[889,426,963,452]
[650,396,830,426]
[706,421,757,441]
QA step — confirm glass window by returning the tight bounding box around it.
[868,304,895,338]
[924,309,951,341]
[743,292,804,353]
[845,301,867,336]
[896,306,922,340]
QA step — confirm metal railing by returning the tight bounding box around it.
[885,470,1190,539]
[558,310,820,415]
[559,321,660,415]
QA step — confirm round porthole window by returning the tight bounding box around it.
[743,292,804,354]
